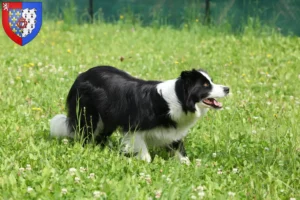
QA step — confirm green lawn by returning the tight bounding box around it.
[0,21,299,199]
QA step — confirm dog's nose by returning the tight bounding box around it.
[223,87,230,94]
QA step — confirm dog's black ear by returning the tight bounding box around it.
[186,97,196,112]
[180,69,198,80]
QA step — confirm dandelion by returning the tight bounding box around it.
[228,191,236,197]
[69,168,77,175]
[232,168,238,173]
[27,187,33,193]
[212,152,217,158]
[74,176,80,183]
[174,61,179,64]
[242,74,246,77]
[195,19,199,22]
[61,188,67,195]
[32,107,42,111]
[67,49,71,53]
[120,15,124,19]
[267,54,272,58]
[62,138,68,145]
[155,190,162,199]
[26,164,32,171]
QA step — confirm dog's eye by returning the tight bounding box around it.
[203,83,209,87]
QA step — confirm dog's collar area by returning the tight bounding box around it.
[202,98,222,109]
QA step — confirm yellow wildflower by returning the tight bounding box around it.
[32,107,42,111]
[267,54,272,58]
[29,63,34,67]
[67,49,71,53]
[16,76,21,80]
[195,19,199,22]
[120,15,124,20]
[174,61,179,64]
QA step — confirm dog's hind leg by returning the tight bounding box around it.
[121,133,151,163]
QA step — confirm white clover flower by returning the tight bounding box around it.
[37,62,42,67]
[166,177,172,183]
[19,167,25,172]
[228,191,236,197]
[61,188,67,195]
[155,190,162,199]
[93,191,101,198]
[74,176,80,183]
[27,187,33,193]
[195,159,201,167]
[69,168,77,175]
[145,174,151,183]
[196,185,205,191]
[252,130,257,134]
[139,172,145,177]
[198,191,205,198]
[93,191,106,198]
[290,198,296,200]
[79,167,86,172]
[217,169,223,175]
[10,80,15,85]
[232,168,238,173]
[88,173,95,179]
[264,147,270,151]
[212,152,217,158]
[191,195,197,199]
[62,138,68,145]
[26,164,32,171]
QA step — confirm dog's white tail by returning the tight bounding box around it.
[50,114,73,138]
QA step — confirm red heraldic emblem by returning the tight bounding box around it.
[2,2,42,46]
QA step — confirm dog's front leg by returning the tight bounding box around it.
[168,140,190,165]
[121,133,152,163]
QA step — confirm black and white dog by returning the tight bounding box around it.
[50,66,230,162]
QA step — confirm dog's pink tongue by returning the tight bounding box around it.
[213,100,222,107]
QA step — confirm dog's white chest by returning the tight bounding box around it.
[142,107,208,147]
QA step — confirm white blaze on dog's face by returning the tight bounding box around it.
[180,69,230,111]
[197,70,230,109]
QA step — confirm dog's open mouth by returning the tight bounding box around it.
[202,98,222,109]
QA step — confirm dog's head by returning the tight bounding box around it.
[180,69,230,111]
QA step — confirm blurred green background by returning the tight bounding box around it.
[2,0,299,35]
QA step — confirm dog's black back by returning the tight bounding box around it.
[66,66,176,143]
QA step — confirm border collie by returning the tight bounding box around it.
[50,66,230,163]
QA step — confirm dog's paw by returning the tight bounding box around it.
[180,157,191,165]
[138,152,152,163]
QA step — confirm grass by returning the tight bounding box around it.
[0,21,300,199]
